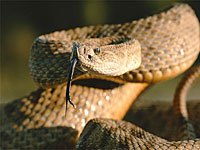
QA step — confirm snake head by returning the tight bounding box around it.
[74,37,141,76]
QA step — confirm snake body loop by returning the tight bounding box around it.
[76,65,200,149]
[29,3,199,87]
[173,66,200,140]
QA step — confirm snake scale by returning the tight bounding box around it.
[76,66,200,149]
[0,3,200,149]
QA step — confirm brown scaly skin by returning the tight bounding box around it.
[0,81,148,149]
[1,87,199,149]
[76,66,200,149]
[30,3,199,87]
[76,118,200,150]
[173,66,200,140]
[0,3,200,149]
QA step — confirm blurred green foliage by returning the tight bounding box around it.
[1,1,200,103]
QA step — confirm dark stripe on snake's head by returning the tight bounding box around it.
[65,42,79,116]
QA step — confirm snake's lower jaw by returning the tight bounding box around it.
[77,64,88,73]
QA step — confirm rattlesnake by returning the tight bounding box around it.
[0,3,199,149]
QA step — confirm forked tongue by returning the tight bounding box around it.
[65,42,79,116]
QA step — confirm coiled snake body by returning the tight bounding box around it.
[0,3,200,149]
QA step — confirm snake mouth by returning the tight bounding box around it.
[71,42,89,73]
[76,63,93,73]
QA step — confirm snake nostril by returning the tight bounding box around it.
[88,55,92,60]
[83,47,86,54]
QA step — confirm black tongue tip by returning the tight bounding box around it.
[69,100,76,108]
[65,48,78,115]
[65,95,76,117]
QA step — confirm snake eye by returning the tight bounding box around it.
[94,48,100,55]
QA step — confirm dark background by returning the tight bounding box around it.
[1,1,200,103]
